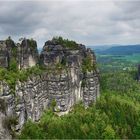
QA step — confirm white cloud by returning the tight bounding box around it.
[0,0,140,48]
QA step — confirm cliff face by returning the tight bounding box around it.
[40,38,99,107]
[0,37,99,139]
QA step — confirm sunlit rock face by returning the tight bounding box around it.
[0,37,99,139]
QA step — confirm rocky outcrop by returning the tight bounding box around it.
[0,37,99,139]
[18,38,39,69]
[0,37,38,69]
[40,38,99,107]
[0,41,8,68]
[0,37,16,68]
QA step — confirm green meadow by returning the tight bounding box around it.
[96,54,140,72]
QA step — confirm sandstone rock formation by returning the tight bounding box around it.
[0,37,99,139]
[0,41,8,68]
[18,38,39,69]
[0,37,38,69]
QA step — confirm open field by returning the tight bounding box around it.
[96,54,140,72]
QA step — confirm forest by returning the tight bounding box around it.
[0,0,140,139]
[18,52,140,139]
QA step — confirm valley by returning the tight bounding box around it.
[18,45,140,139]
[95,44,140,72]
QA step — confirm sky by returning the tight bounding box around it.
[0,0,140,48]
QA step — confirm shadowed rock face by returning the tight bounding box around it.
[0,37,99,139]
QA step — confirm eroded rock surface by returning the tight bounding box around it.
[0,37,99,139]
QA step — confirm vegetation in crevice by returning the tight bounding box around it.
[50,99,57,111]
[3,116,18,138]
[82,55,96,73]
[81,78,87,87]
[0,99,6,114]
[46,59,68,75]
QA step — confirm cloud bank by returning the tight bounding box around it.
[0,0,140,48]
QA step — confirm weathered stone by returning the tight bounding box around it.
[0,38,99,139]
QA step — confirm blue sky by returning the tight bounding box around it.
[0,0,140,48]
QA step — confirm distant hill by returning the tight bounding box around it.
[95,44,140,55]
[88,45,117,51]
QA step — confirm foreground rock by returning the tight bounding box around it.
[0,37,99,139]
